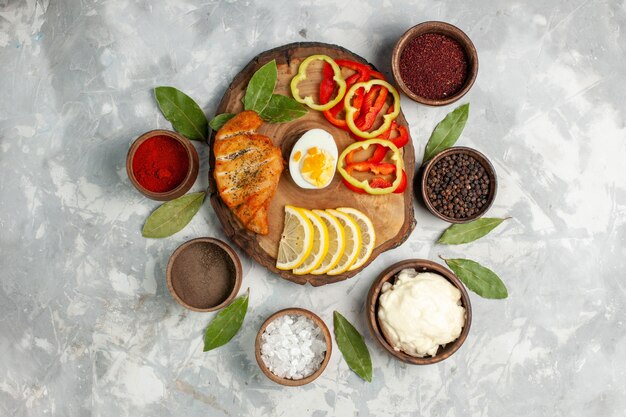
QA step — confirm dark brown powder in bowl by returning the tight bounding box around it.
[170,242,237,309]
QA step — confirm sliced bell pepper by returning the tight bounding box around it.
[344,80,400,139]
[345,162,396,176]
[322,72,362,129]
[380,120,409,148]
[291,54,346,111]
[355,86,388,131]
[319,63,336,104]
[334,59,386,80]
[360,169,407,194]
[394,169,407,194]
[338,139,404,195]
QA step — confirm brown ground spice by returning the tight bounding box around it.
[170,242,236,309]
[399,33,469,100]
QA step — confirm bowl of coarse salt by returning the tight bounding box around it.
[255,308,332,386]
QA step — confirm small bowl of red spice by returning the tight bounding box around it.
[126,129,199,201]
[392,21,478,106]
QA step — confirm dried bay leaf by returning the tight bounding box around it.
[423,103,469,163]
[155,87,208,141]
[442,257,508,299]
[203,290,249,352]
[142,192,205,238]
[243,60,277,113]
[209,113,236,131]
[333,311,372,382]
[260,94,307,123]
[438,217,509,245]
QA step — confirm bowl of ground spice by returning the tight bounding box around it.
[421,147,497,223]
[126,129,199,201]
[166,237,242,312]
[391,21,478,106]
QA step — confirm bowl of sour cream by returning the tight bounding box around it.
[366,259,472,364]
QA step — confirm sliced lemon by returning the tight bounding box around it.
[276,206,314,270]
[325,209,361,275]
[293,209,329,275]
[337,207,376,271]
[311,209,346,275]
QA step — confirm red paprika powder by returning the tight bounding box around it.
[399,33,468,100]
[132,136,189,193]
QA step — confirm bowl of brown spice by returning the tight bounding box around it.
[421,147,497,223]
[166,237,242,312]
[391,21,478,106]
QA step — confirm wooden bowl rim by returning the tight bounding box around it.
[391,21,479,106]
[420,146,498,224]
[126,129,199,201]
[255,307,332,386]
[366,259,472,365]
[166,237,243,312]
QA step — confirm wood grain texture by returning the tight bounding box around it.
[209,42,416,286]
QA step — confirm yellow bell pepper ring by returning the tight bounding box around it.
[337,139,405,195]
[344,80,400,139]
[290,55,347,112]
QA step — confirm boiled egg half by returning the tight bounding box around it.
[289,129,338,189]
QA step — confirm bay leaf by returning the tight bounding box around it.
[443,257,508,299]
[333,311,372,382]
[203,290,249,352]
[243,60,277,113]
[155,87,208,141]
[438,217,510,245]
[142,192,205,238]
[259,94,308,123]
[209,113,236,131]
[423,103,469,163]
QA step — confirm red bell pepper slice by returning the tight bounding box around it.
[320,59,387,130]
[341,177,366,194]
[355,86,388,131]
[345,162,397,176]
[335,59,385,81]
[380,121,409,148]
[366,170,406,193]
[393,169,407,194]
[322,71,362,129]
[319,63,336,104]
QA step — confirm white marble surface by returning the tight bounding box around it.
[1,0,625,416]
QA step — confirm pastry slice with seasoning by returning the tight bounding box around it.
[214,110,284,235]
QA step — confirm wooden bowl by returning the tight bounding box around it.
[255,308,332,386]
[166,237,242,312]
[420,146,497,223]
[126,129,199,201]
[366,259,472,365]
[391,21,478,106]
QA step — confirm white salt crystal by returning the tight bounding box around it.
[260,314,327,380]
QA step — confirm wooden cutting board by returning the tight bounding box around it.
[208,42,416,286]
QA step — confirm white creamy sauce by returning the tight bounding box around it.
[378,269,466,357]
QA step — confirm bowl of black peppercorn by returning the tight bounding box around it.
[421,147,497,223]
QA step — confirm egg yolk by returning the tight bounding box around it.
[301,147,335,188]
[293,150,302,163]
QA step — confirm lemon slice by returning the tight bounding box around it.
[311,209,346,275]
[276,206,314,270]
[326,209,361,275]
[337,207,376,271]
[293,209,329,275]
